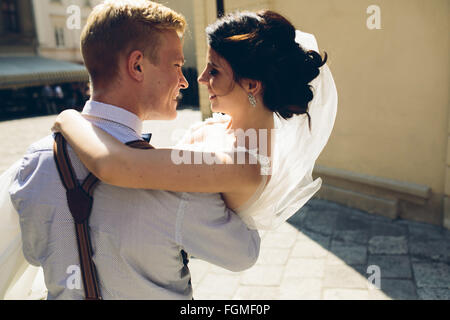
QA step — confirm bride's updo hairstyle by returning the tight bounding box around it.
[206,10,327,129]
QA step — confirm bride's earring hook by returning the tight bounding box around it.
[248,93,257,107]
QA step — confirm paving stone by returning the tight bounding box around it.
[367,288,391,300]
[233,286,281,300]
[411,256,426,263]
[444,228,450,240]
[334,203,393,224]
[409,227,444,242]
[409,239,450,263]
[303,210,339,235]
[306,199,337,211]
[286,208,309,227]
[279,277,322,300]
[323,264,370,289]
[194,273,241,296]
[255,247,291,266]
[323,288,369,300]
[0,115,58,173]
[258,230,267,239]
[412,262,450,288]
[296,230,331,248]
[325,253,348,266]
[283,258,325,279]
[335,214,371,231]
[417,288,450,300]
[370,221,408,237]
[368,236,408,254]
[375,279,418,300]
[273,222,301,234]
[261,231,298,249]
[400,219,444,241]
[329,241,367,265]
[333,229,370,245]
[189,258,212,285]
[239,265,284,286]
[193,292,233,300]
[207,263,243,276]
[350,264,369,277]
[291,240,330,259]
[367,255,412,279]
[308,199,349,213]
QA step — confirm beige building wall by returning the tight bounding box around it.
[32,0,102,63]
[157,0,197,69]
[192,0,220,119]
[33,0,196,65]
[193,0,449,227]
[0,0,37,56]
[275,0,448,227]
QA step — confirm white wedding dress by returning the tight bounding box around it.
[176,30,338,230]
[0,30,337,299]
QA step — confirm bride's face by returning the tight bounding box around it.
[198,47,248,115]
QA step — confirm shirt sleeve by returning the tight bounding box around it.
[8,151,46,267]
[176,192,260,272]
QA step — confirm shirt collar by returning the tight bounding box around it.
[81,100,143,135]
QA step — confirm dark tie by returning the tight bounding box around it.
[141,133,152,143]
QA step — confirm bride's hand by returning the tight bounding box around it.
[51,109,80,133]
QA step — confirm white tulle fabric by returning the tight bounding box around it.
[177,30,338,230]
[0,161,47,299]
[237,31,338,230]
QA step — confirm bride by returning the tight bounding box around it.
[52,10,337,230]
[0,10,337,299]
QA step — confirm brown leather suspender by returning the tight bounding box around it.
[53,133,154,300]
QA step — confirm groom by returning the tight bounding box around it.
[8,0,260,299]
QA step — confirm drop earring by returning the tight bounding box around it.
[248,93,257,107]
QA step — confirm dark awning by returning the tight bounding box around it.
[0,56,89,89]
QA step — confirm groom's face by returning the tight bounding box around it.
[141,30,188,120]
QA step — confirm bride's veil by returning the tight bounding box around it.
[238,30,338,230]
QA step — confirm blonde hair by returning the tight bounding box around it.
[81,0,186,87]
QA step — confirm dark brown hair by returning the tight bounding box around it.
[206,10,327,130]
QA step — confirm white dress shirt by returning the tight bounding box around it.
[9,100,260,300]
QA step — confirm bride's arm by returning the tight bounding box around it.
[52,110,262,193]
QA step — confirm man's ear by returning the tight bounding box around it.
[127,50,145,82]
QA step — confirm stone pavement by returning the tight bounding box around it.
[190,199,450,300]
[1,112,449,300]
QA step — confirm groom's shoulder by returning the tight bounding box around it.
[13,135,56,176]
[25,135,55,154]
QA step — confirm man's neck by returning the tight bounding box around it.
[92,90,143,120]
[82,100,144,138]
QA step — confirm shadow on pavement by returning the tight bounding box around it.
[287,199,450,300]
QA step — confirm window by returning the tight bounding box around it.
[1,0,19,33]
[54,27,65,47]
